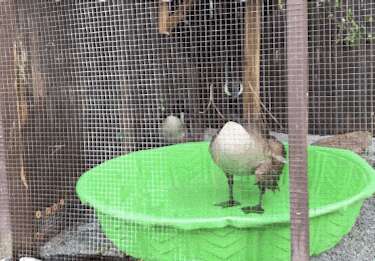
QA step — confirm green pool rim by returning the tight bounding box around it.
[76,143,375,230]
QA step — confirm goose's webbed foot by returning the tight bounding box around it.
[215,199,241,208]
[241,204,264,214]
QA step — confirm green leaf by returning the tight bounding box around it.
[365,16,373,23]
[335,0,342,8]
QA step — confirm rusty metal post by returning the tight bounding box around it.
[287,0,310,260]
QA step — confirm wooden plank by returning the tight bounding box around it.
[0,1,35,258]
[159,0,194,35]
[287,0,310,260]
[243,0,261,125]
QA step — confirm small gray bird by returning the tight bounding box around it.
[209,121,286,214]
[161,114,186,142]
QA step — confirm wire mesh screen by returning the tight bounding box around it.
[0,0,374,261]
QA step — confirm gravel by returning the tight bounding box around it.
[272,132,375,261]
[40,219,124,259]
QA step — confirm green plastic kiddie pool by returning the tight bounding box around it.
[76,142,375,261]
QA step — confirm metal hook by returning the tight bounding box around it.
[199,84,226,120]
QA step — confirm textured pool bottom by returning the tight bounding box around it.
[97,201,363,261]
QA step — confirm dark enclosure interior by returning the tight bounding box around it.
[0,0,374,260]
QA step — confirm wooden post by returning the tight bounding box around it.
[0,112,12,259]
[159,1,170,35]
[287,0,310,260]
[243,0,261,124]
[159,0,194,35]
